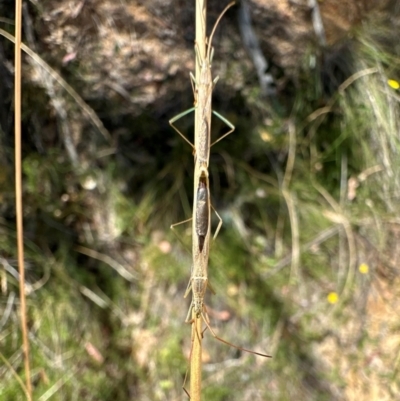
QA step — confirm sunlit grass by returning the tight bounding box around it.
[2,4,400,401]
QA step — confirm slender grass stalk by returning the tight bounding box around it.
[14,0,33,399]
[190,1,207,400]
[0,352,30,399]
[0,28,112,142]
[190,310,203,401]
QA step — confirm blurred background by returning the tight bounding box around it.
[1,0,400,399]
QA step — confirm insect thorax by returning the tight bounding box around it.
[192,299,203,317]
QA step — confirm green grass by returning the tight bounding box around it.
[2,5,400,401]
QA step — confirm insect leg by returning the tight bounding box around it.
[211,204,223,241]
[169,107,196,150]
[200,309,272,358]
[210,110,235,147]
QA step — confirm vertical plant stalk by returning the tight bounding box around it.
[190,308,203,401]
[191,1,207,400]
[14,0,33,399]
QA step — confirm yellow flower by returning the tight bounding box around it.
[327,292,338,304]
[359,263,369,274]
[387,79,400,90]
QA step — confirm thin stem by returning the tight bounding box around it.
[190,1,207,399]
[190,311,203,401]
[14,0,32,399]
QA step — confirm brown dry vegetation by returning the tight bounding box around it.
[1,0,400,400]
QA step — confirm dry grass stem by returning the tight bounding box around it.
[14,0,32,398]
[0,28,112,143]
[190,1,207,398]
